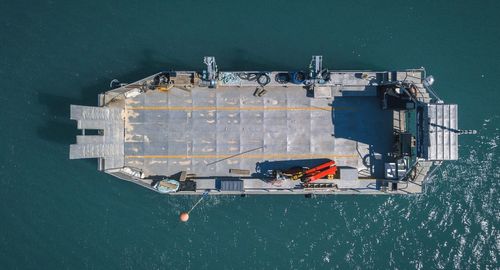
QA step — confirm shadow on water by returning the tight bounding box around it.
[224,48,386,72]
[36,50,192,146]
[225,48,284,71]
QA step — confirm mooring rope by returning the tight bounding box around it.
[188,192,209,214]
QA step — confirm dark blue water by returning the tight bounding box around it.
[1,0,498,269]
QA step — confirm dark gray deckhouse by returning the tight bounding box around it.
[70,56,461,195]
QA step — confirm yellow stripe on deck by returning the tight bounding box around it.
[126,154,357,159]
[126,106,337,111]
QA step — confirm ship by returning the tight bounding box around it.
[69,56,463,196]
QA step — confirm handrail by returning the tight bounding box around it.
[422,84,442,103]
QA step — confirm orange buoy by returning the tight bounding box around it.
[179,212,189,222]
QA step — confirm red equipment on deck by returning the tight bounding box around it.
[283,160,338,183]
[302,160,337,183]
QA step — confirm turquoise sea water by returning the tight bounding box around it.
[0,0,499,269]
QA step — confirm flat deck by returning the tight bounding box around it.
[124,86,347,177]
[122,83,393,180]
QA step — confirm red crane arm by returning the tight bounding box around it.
[304,160,335,174]
[306,166,338,182]
[302,160,337,183]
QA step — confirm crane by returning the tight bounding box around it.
[279,160,338,184]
